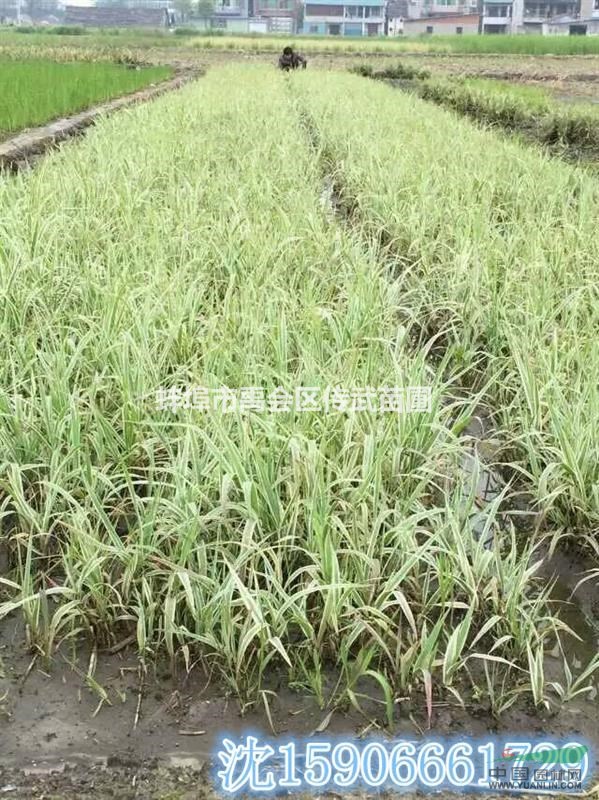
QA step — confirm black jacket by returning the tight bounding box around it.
[278,51,307,70]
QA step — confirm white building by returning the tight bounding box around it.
[303,0,385,36]
[393,0,598,32]
[483,0,598,31]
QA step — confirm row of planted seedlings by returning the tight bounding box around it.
[295,70,599,555]
[0,64,580,718]
[353,62,599,159]
[0,58,172,138]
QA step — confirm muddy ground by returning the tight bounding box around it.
[1,540,597,799]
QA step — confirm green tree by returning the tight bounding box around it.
[196,0,214,17]
[174,0,193,20]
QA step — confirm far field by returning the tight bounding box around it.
[0,59,171,137]
[4,26,599,107]
[7,26,599,54]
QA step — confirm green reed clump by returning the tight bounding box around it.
[351,61,431,81]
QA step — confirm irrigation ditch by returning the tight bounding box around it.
[0,66,202,173]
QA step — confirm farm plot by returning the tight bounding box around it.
[416,76,599,159]
[354,66,599,162]
[14,27,599,58]
[0,59,170,137]
[294,70,599,540]
[0,65,592,724]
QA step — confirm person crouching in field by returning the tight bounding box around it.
[278,46,307,71]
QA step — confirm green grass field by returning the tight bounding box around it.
[0,65,597,718]
[462,77,554,108]
[0,59,171,136]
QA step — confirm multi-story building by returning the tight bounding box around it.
[522,0,597,28]
[545,12,599,31]
[309,0,597,32]
[210,0,300,31]
[406,0,476,16]
[253,0,299,31]
[211,0,250,29]
[523,0,577,26]
[302,0,385,35]
[403,10,479,30]
[388,0,479,34]
[389,0,598,32]
[386,0,406,31]
[482,0,596,31]
[481,0,516,32]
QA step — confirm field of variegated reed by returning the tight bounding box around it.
[0,65,597,720]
